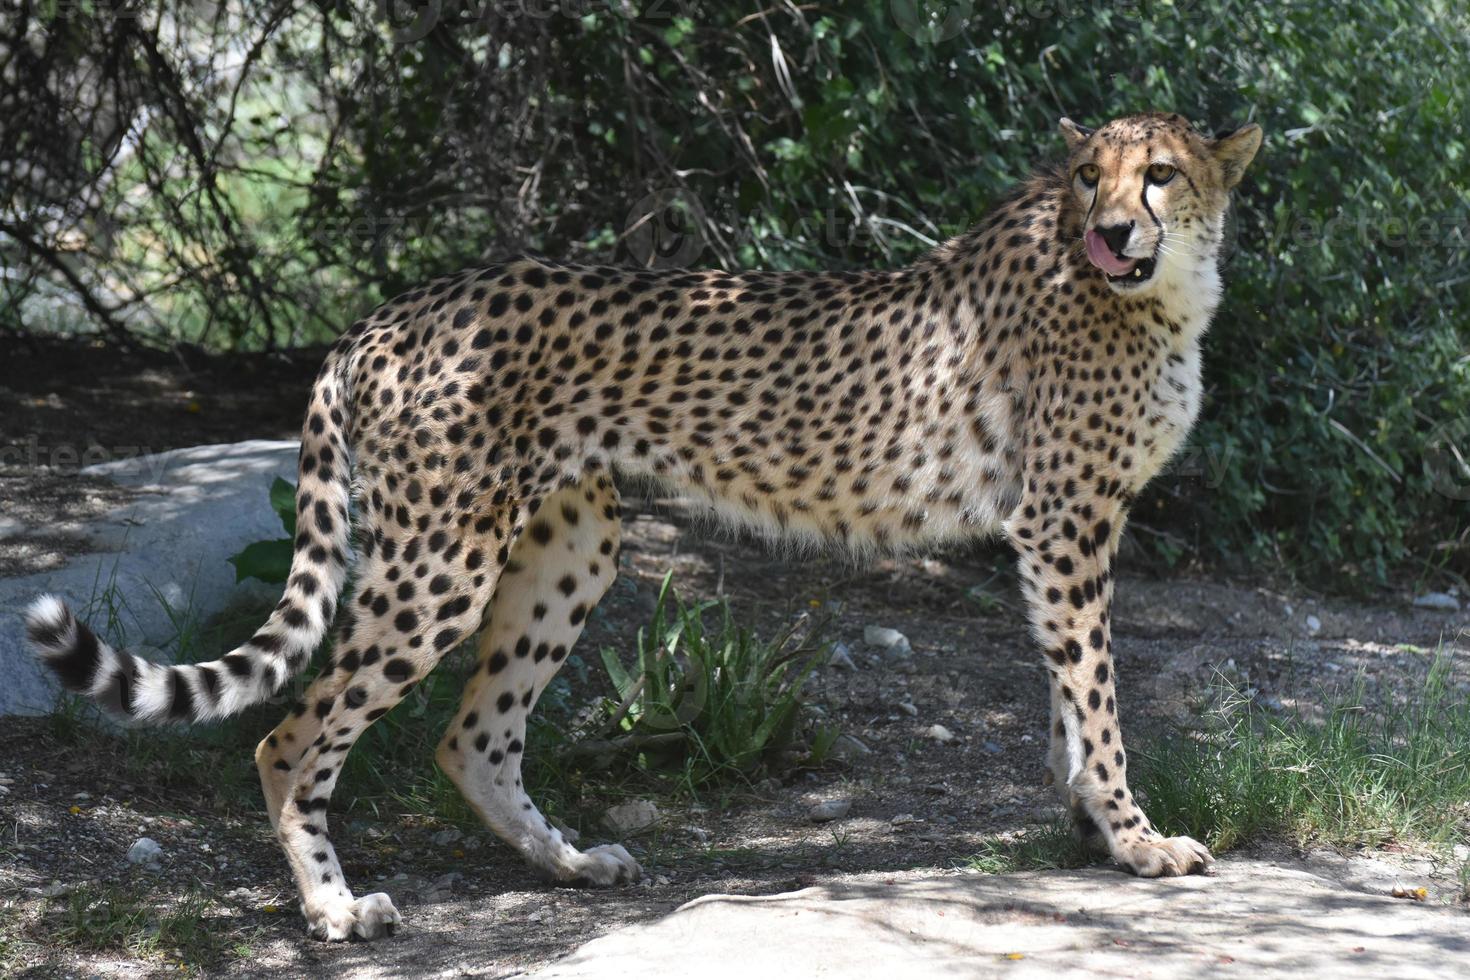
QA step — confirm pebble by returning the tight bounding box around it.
[1413,592,1461,612]
[897,702,919,717]
[829,734,873,761]
[827,643,858,670]
[890,813,919,826]
[127,837,163,867]
[423,872,461,902]
[603,800,660,834]
[431,827,464,847]
[863,626,912,657]
[683,825,710,844]
[28,881,81,899]
[925,724,956,743]
[1305,614,1322,634]
[982,741,1004,755]
[809,799,852,823]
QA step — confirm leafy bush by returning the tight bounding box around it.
[21,1,1464,583]
[587,573,833,787]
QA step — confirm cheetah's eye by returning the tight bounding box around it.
[1146,163,1177,184]
[1076,163,1100,187]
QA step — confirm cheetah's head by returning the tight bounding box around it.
[1060,113,1262,294]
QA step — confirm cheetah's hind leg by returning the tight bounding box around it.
[436,475,641,887]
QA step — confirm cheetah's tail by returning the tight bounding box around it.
[24,350,355,724]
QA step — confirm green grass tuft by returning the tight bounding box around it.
[964,652,1470,874]
[41,883,243,970]
[1134,654,1470,855]
[963,820,1097,874]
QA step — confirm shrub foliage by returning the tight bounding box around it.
[3,0,1466,581]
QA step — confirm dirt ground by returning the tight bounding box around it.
[1,338,1467,977]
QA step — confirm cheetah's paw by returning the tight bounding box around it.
[304,892,403,942]
[1114,835,1214,878]
[556,843,642,888]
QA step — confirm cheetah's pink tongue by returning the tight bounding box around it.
[1085,228,1138,277]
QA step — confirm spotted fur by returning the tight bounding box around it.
[27,113,1261,940]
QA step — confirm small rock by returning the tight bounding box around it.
[925,724,956,744]
[982,741,1004,755]
[603,800,660,834]
[1305,614,1322,634]
[863,626,912,657]
[754,777,782,796]
[827,643,858,670]
[423,871,461,901]
[431,827,463,847]
[897,702,919,717]
[829,734,873,761]
[890,813,918,826]
[1413,592,1461,612]
[127,837,163,867]
[809,799,852,823]
[684,825,710,844]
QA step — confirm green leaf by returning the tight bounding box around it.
[599,644,635,703]
[269,477,297,535]
[227,538,294,585]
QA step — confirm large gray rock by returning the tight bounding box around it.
[529,860,1470,979]
[0,440,300,716]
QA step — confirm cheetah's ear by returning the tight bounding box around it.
[1058,117,1094,151]
[1210,124,1263,190]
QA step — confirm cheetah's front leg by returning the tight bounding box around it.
[1006,498,1212,878]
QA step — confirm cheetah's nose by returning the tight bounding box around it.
[1084,228,1138,277]
[1095,221,1135,256]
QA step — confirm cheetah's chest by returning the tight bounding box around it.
[1133,341,1203,487]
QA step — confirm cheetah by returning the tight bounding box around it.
[27,112,1262,940]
